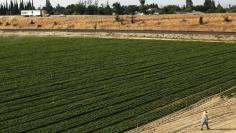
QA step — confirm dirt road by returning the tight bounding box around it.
[127,97,236,133]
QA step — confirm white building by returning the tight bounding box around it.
[21,10,46,17]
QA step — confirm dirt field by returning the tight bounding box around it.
[1,13,236,32]
[127,96,236,133]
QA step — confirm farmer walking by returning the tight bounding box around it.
[201,111,210,130]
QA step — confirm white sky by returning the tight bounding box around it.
[0,0,235,8]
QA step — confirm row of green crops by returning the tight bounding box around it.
[0,36,236,133]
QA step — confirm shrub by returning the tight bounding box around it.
[5,22,10,26]
[30,20,35,24]
[131,15,135,24]
[94,23,97,30]
[115,15,124,24]
[181,18,187,22]
[199,16,203,25]
[67,25,74,29]
[53,22,58,25]
[115,15,121,22]
[224,16,231,22]
[12,23,18,27]
[37,24,42,28]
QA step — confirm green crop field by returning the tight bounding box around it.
[0,36,236,133]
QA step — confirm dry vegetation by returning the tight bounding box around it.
[0,13,236,31]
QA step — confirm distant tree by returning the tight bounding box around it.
[45,0,53,14]
[160,5,181,14]
[126,5,139,15]
[54,4,65,15]
[193,5,205,12]
[204,0,216,12]
[229,6,236,13]
[112,2,123,15]
[184,6,193,12]
[103,2,112,15]
[139,0,146,13]
[139,0,145,7]
[86,5,97,15]
[215,3,226,13]
[74,3,86,14]
[19,0,24,10]
[65,4,75,15]
[186,0,193,8]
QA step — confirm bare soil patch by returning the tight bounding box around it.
[0,13,236,32]
[127,96,236,133]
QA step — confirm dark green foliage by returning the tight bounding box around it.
[221,87,236,97]
[215,3,226,13]
[186,0,193,8]
[53,4,66,15]
[0,0,34,15]
[112,2,123,15]
[160,5,181,14]
[126,5,139,15]
[45,0,53,14]
[0,37,236,133]
[139,0,146,13]
[204,0,216,12]
[0,0,232,15]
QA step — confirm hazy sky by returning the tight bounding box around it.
[0,0,235,8]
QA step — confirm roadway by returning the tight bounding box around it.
[1,29,236,35]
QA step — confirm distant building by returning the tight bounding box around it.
[186,0,193,8]
[146,8,159,15]
[191,10,204,15]
[21,10,47,17]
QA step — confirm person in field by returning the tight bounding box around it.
[201,111,210,130]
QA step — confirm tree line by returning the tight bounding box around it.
[0,0,35,15]
[0,0,236,15]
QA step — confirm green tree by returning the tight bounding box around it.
[74,3,86,15]
[128,5,139,15]
[160,5,180,14]
[204,0,216,12]
[54,4,65,15]
[112,2,123,15]
[139,0,146,13]
[19,0,25,10]
[86,5,97,15]
[186,0,193,8]
[45,0,53,14]
[215,3,226,13]
[104,2,112,15]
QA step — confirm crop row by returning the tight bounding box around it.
[0,37,236,132]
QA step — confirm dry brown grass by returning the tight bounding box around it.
[0,13,236,31]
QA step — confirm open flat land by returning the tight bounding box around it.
[0,37,236,132]
[1,13,236,32]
